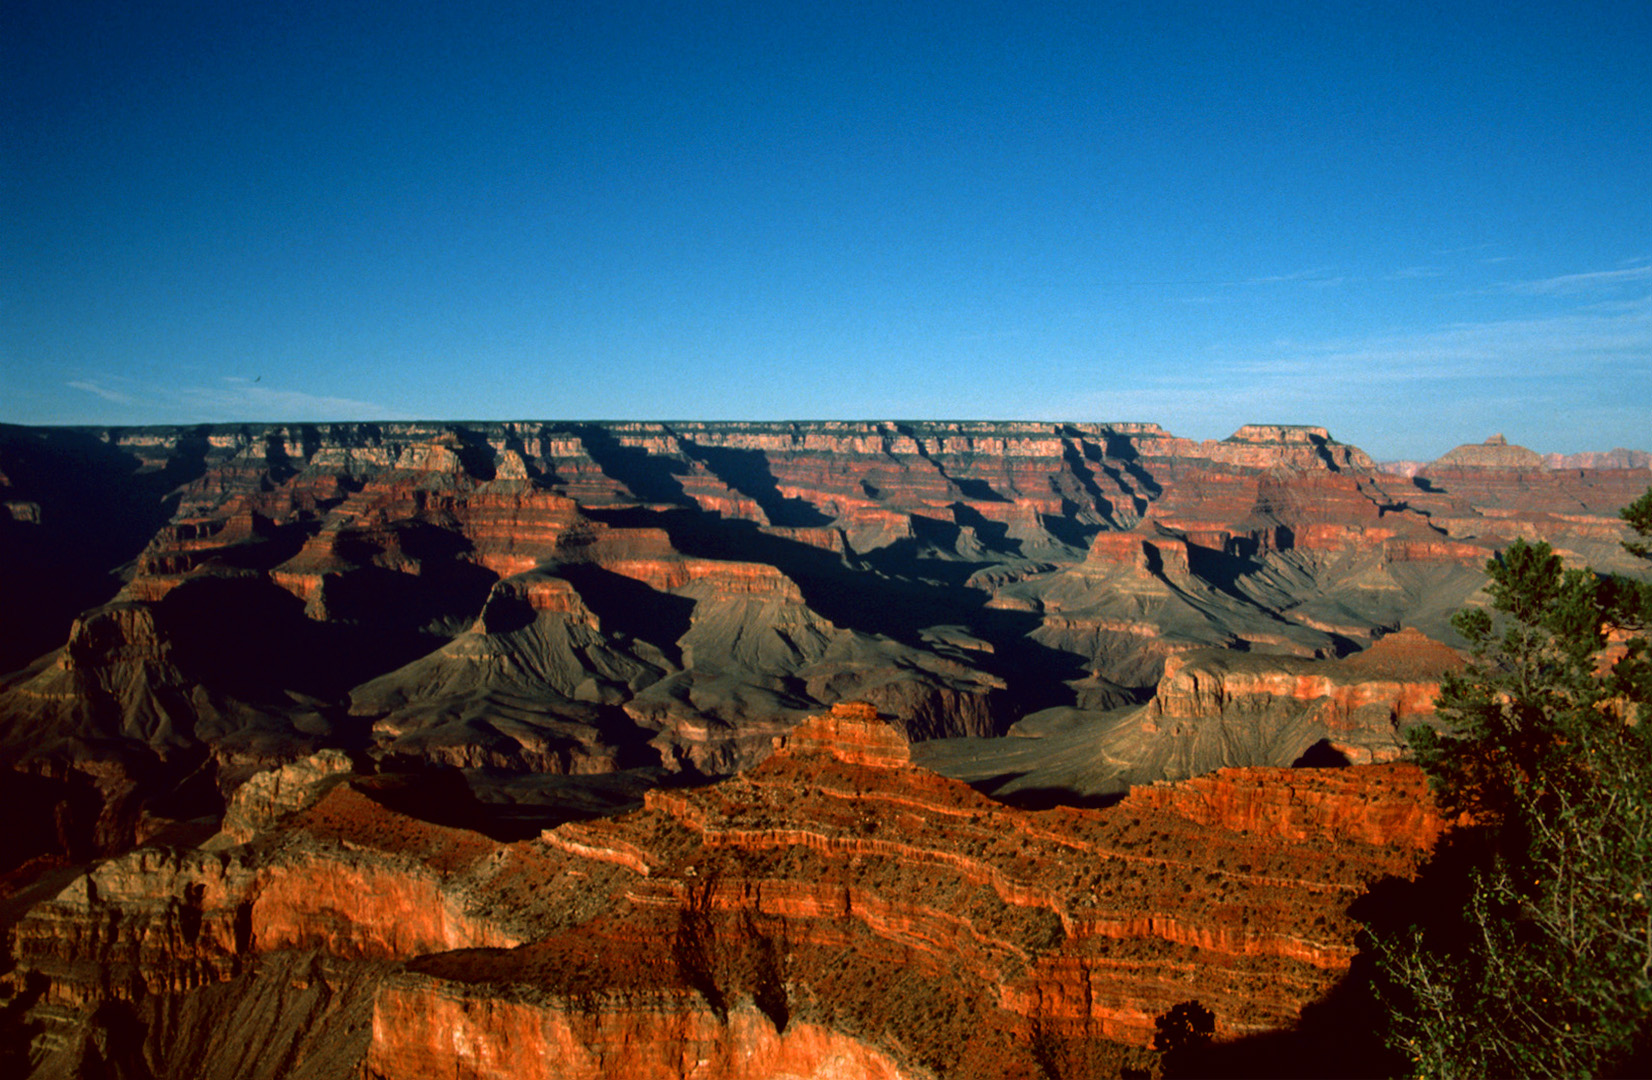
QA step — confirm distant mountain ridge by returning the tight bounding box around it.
[1379,433,1652,476]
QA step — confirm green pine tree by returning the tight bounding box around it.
[1376,489,1652,1077]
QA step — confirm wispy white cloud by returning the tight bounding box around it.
[1060,267,1652,456]
[1498,262,1652,296]
[176,379,393,419]
[1241,267,1342,286]
[63,375,400,422]
[1245,294,1652,381]
[1021,267,1349,291]
[66,379,137,405]
[1433,243,1499,257]
[1104,267,1347,299]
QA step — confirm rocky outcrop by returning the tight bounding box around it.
[782,701,913,766]
[908,628,1468,805]
[364,980,914,1080]
[2,706,1448,1078]
[0,419,1644,885]
[214,749,357,845]
[1137,627,1463,767]
[1118,762,1453,849]
[1545,448,1652,471]
[1150,628,1457,718]
[1401,434,1648,552]
[1434,434,1546,470]
[1209,425,1378,472]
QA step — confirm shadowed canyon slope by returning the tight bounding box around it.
[0,420,1647,1075]
[0,421,1645,865]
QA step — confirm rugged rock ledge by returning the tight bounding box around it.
[1,419,1642,894]
[0,420,1645,1074]
[1138,626,1466,767]
[3,704,1449,1078]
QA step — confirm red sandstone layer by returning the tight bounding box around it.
[4,703,1449,1078]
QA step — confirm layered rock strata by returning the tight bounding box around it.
[1137,626,1466,768]
[912,627,1466,805]
[0,420,1643,879]
[3,704,1447,1078]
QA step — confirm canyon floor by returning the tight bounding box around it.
[1,420,1647,1076]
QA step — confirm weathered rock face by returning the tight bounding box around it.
[364,982,914,1080]
[215,748,357,844]
[1,419,1643,886]
[1139,627,1466,767]
[906,627,1469,811]
[3,704,1448,1079]
[783,700,912,766]
[1117,762,1455,850]
[1545,448,1652,471]
[1434,433,1546,470]
[1402,434,1650,550]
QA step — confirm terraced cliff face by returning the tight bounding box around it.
[0,420,1644,883]
[3,705,1449,1078]
[914,625,1471,809]
[1136,626,1467,768]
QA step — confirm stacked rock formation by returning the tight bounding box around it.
[3,704,1450,1078]
[0,419,1644,883]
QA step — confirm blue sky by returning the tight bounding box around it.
[3,1,1648,459]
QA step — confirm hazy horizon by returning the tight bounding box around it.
[5,415,1644,467]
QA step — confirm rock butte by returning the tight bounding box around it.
[0,420,1647,1074]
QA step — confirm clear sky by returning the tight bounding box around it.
[4,1,1648,460]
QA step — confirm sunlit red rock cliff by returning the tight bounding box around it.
[5,703,1453,1077]
[0,420,1646,1075]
